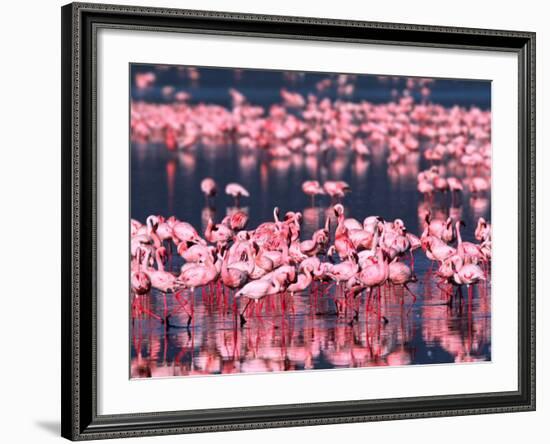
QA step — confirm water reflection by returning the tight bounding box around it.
[131,269,490,377]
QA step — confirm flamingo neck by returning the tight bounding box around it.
[456,222,463,245]
[155,250,165,272]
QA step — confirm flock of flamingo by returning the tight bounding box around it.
[129,70,492,374]
[131,175,491,329]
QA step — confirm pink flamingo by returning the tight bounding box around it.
[450,258,486,306]
[455,220,485,264]
[236,276,284,326]
[225,183,249,207]
[172,220,206,246]
[130,270,152,319]
[131,271,151,295]
[326,253,359,286]
[423,212,454,243]
[220,249,252,291]
[475,217,491,242]
[469,177,489,195]
[333,204,356,260]
[200,177,217,205]
[287,264,314,296]
[145,247,185,326]
[424,236,456,263]
[358,249,390,323]
[222,210,249,231]
[447,177,464,194]
[205,218,233,246]
[323,181,350,203]
[388,260,417,304]
[179,244,214,263]
[300,229,328,257]
[301,180,325,205]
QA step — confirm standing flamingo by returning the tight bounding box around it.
[455,220,485,264]
[301,180,325,205]
[200,177,217,205]
[236,276,284,326]
[323,181,350,203]
[388,260,417,304]
[225,183,250,207]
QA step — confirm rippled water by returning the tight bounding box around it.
[130,65,491,378]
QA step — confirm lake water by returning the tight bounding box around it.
[130,65,491,378]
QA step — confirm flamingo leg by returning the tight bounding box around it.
[240,299,252,327]
[134,297,162,321]
[404,284,417,303]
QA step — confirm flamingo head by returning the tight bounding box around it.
[333,204,344,217]
[146,215,160,234]
[236,230,250,241]
[424,210,432,225]
[284,211,295,222]
[176,242,188,256]
[393,218,405,231]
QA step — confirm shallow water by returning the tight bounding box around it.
[130,66,491,378]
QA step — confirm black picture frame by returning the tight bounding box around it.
[61,2,536,440]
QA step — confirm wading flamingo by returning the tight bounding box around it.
[200,177,217,205]
[301,180,325,205]
[225,183,250,207]
[236,276,284,326]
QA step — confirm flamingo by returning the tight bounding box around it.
[450,258,486,307]
[333,204,356,259]
[358,249,390,323]
[388,260,417,304]
[323,181,350,202]
[301,180,325,205]
[475,217,491,242]
[222,210,249,231]
[220,249,252,291]
[236,276,284,326]
[131,271,151,295]
[424,236,456,263]
[447,177,464,194]
[225,183,249,207]
[144,247,184,326]
[205,218,233,246]
[326,253,359,285]
[200,177,217,204]
[287,264,314,295]
[172,220,206,246]
[455,220,485,264]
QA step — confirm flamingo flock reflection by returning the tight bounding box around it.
[130,69,491,377]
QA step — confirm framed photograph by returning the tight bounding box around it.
[61,2,536,440]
